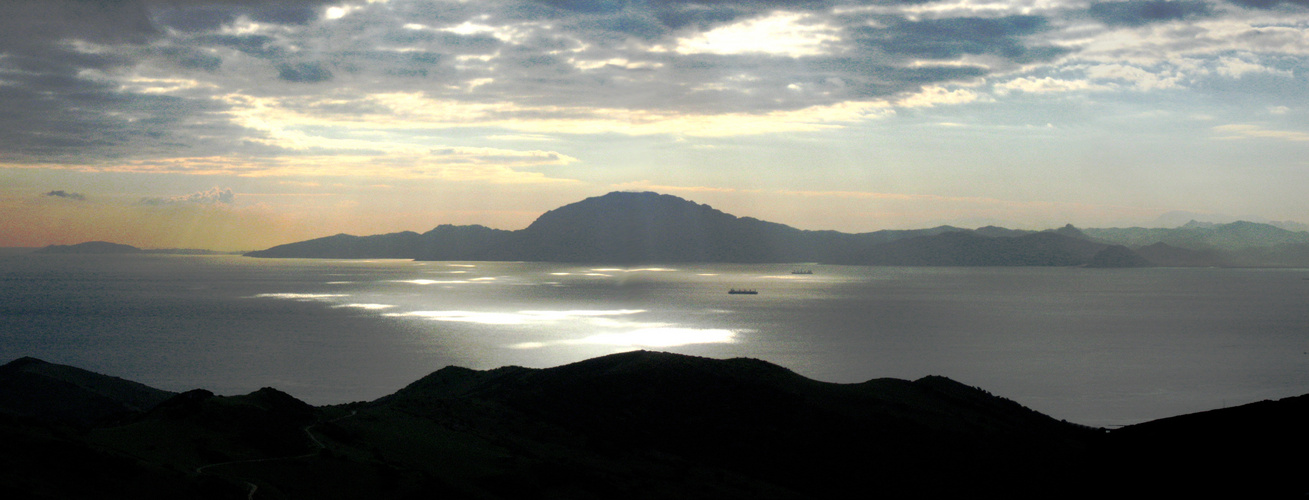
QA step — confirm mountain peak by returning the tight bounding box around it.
[521,191,785,262]
[1050,223,1089,240]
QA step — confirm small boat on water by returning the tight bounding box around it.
[791,269,813,275]
[728,288,758,295]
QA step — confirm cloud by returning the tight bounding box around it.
[1083,64,1183,90]
[0,0,277,166]
[198,34,285,58]
[673,12,840,57]
[1,0,1307,179]
[1226,0,1309,9]
[2,0,158,46]
[1214,55,1293,78]
[1087,1,1215,27]
[0,0,1070,169]
[139,187,236,206]
[853,15,1065,63]
[995,77,1108,94]
[151,0,331,32]
[97,148,581,182]
[44,190,86,201]
[1213,123,1309,141]
[277,62,334,83]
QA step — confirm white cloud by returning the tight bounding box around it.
[1214,56,1293,78]
[139,187,236,206]
[673,12,840,57]
[1083,64,1182,90]
[1212,123,1309,142]
[895,86,984,108]
[994,76,1107,94]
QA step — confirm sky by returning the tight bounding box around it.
[1,0,1307,250]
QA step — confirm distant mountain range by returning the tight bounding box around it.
[246,191,1309,267]
[2,353,1305,498]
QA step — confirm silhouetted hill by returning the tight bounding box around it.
[34,241,142,254]
[0,357,174,427]
[1093,393,1309,497]
[376,350,1093,496]
[1,354,1307,498]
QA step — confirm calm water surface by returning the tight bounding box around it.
[2,253,1306,427]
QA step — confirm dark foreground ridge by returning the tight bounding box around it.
[2,352,1306,498]
[244,191,1309,267]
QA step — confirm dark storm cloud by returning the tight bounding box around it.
[45,191,86,201]
[1087,1,1215,26]
[158,47,225,71]
[651,5,746,31]
[0,0,1088,164]
[1226,0,1309,7]
[151,5,239,32]
[246,3,322,25]
[857,15,1061,61]
[0,0,288,164]
[379,30,504,55]
[198,34,285,58]
[277,62,334,82]
[515,0,838,39]
[0,0,159,46]
[532,0,630,14]
[150,0,334,33]
[0,74,235,163]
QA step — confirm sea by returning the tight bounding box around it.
[2,252,1306,428]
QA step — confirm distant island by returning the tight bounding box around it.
[1,352,1304,498]
[246,191,1309,267]
[33,241,241,255]
[34,241,143,254]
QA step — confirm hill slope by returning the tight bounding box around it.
[3,353,1306,498]
[0,357,175,426]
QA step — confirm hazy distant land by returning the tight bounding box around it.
[243,192,1309,267]
[30,241,243,256]
[21,192,1309,267]
[2,352,1305,498]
